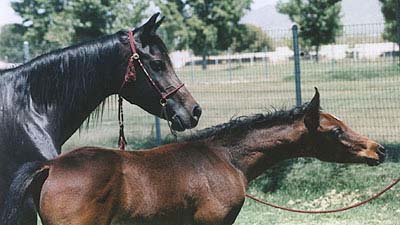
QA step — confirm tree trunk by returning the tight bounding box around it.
[315,45,319,63]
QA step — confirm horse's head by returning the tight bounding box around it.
[119,13,201,131]
[301,88,385,166]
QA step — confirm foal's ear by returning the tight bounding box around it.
[304,87,320,132]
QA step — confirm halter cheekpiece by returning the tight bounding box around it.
[118,31,185,150]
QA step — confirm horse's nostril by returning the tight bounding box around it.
[192,105,202,120]
[377,145,386,155]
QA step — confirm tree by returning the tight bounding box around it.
[277,0,342,62]
[231,24,274,53]
[0,24,26,63]
[155,0,252,69]
[11,0,149,57]
[379,0,400,51]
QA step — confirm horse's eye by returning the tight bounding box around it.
[150,60,166,72]
[331,127,343,138]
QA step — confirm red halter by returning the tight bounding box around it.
[122,31,185,104]
[118,31,184,150]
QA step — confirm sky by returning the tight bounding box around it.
[251,0,280,10]
[0,0,279,27]
[0,0,22,26]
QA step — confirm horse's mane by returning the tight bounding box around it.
[28,32,128,109]
[2,29,170,108]
[187,103,312,142]
[0,31,131,130]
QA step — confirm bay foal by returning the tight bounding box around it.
[2,89,385,225]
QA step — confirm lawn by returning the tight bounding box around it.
[64,57,400,148]
[235,160,400,225]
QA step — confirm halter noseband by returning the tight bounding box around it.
[121,31,185,103]
[118,31,184,150]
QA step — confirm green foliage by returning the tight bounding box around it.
[379,0,400,44]
[231,24,274,53]
[0,24,26,62]
[154,0,252,57]
[11,0,149,57]
[277,0,342,61]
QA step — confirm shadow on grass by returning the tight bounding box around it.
[384,142,400,162]
[254,142,400,194]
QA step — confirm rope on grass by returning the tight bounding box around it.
[246,177,400,214]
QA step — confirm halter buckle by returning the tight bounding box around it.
[160,98,167,107]
[132,53,140,60]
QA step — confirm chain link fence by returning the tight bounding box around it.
[1,24,398,150]
[60,23,400,148]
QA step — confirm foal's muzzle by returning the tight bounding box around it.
[364,144,386,166]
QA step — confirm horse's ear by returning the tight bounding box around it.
[153,16,165,31]
[141,13,161,35]
[304,87,320,132]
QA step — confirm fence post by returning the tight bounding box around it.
[396,0,400,65]
[154,116,161,145]
[292,24,302,107]
[264,46,268,79]
[23,41,30,62]
[190,53,195,82]
[228,48,232,81]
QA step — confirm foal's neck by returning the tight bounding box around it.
[212,122,308,182]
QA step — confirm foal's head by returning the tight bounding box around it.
[296,88,385,166]
[119,13,201,131]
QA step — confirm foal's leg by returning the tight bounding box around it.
[193,199,229,225]
[17,197,37,225]
[194,198,244,225]
[222,201,244,225]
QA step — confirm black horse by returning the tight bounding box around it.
[0,13,201,225]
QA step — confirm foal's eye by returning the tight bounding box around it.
[331,127,343,138]
[150,60,166,72]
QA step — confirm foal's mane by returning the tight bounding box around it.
[187,103,311,141]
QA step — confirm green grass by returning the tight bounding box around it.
[52,58,400,225]
[234,161,400,225]
[64,58,400,149]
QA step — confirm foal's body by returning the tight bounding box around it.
[39,145,245,225]
[2,90,385,225]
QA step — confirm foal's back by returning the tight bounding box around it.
[38,144,246,225]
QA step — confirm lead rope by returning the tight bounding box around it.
[246,176,400,214]
[118,96,177,150]
[118,95,127,150]
[160,101,178,140]
[117,31,184,149]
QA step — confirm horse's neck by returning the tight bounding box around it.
[218,124,306,182]
[25,38,127,145]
